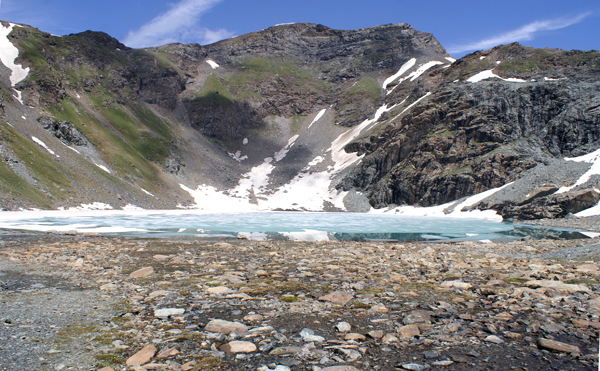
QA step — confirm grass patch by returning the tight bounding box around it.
[504,278,528,285]
[280,295,298,302]
[347,76,382,101]
[199,74,233,101]
[94,353,125,366]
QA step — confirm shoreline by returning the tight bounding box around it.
[1,233,599,370]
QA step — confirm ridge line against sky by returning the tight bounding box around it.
[0,0,597,57]
[448,12,592,54]
[123,0,234,48]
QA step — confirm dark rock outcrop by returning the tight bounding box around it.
[340,47,600,209]
[38,117,88,146]
[497,188,600,220]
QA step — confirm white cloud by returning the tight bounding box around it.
[448,12,591,54]
[123,0,233,48]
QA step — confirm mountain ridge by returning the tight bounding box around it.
[0,20,598,219]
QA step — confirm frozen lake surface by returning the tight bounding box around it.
[0,210,591,241]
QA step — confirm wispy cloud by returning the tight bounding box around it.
[448,12,591,54]
[123,0,234,48]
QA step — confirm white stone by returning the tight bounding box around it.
[154,308,185,317]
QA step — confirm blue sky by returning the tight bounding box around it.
[1,0,598,58]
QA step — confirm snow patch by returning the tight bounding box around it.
[330,104,397,173]
[21,115,26,120]
[182,102,402,212]
[0,23,30,86]
[179,184,255,212]
[556,148,600,194]
[94,163,111,174]
[229,150,248,162]
[237,232,268,241]
[581,231,600,238]
[122,204,145,211]
[399,92,432,116]
[374,183,512,221]
[13,90,23,105]
[409,61,444,82]
[282,230,329,242]
[383,58,416,90]
[243,138,249,145]
[467,69,527,83]
[59,141,81,154]
[544,77,560,81]
[445,57,456,63]
[206,59,219,69]
[449,182,514,216]
[308,109,326,129]
[386,60,444,95]
[307,155,325,167]
[31,136,58,157]
[141,188,155,197]
[69,202,113,211]
[274,135,299,162]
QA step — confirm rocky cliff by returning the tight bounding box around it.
[339,44,600,218]
[0,20,598,218]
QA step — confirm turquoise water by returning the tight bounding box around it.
[0,210,590,241]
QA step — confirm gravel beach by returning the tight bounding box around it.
[1,231,599,370]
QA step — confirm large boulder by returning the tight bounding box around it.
[500,188,600,220]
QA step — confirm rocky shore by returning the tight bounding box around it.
[1,232,599,370]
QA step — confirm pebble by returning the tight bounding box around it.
[270,346,304,356]
[219,340,257,354]
[257,366,291,371]
[401,363,429,371]
[207,286,234,295]
[336,321,352,332]
[403,310,431,325]
[154,308,185,317]
[129,266,154,278]
[156,347,179,359]
[484,335,504,344]
[204,319,248,335]
[126,344,157,366]
[440,280,473,290]
[300,328,325,342]
[398,324,420,339]
[344,333,366,341]
[318,292,354,305]
[432,360,454,366]
[538,338,581,354]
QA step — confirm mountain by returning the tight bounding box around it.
[0,20,598,218]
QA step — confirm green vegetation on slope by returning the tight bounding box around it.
[0,123,71,205]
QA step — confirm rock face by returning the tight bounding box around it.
[497,188,600,220]
[38,117,88,146]
[339,45,600,210]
